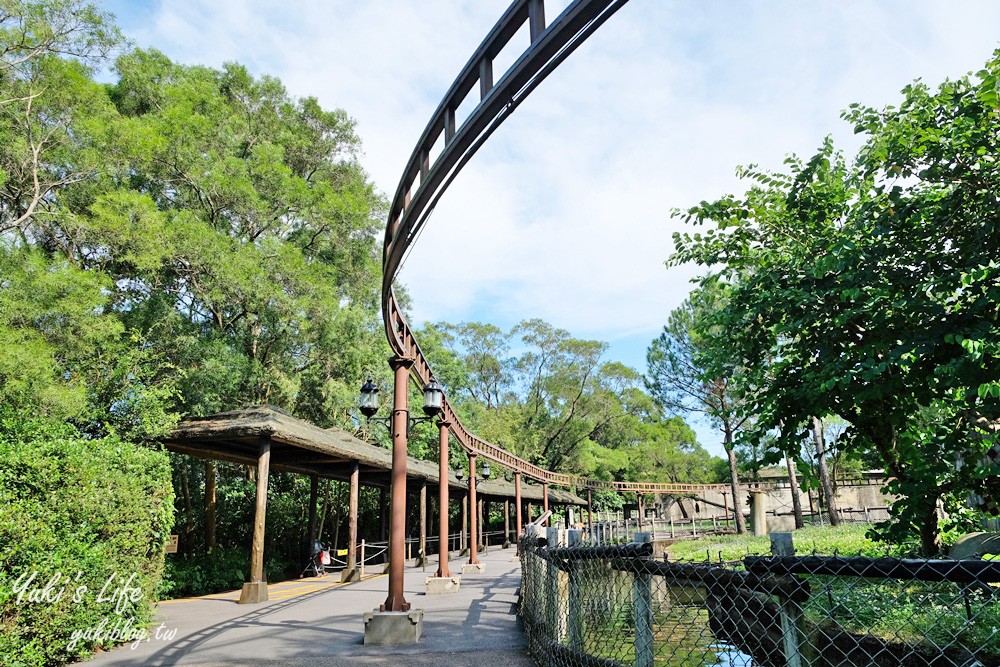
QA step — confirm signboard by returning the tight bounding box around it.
[166,534,179,554]
[336,549,348,557]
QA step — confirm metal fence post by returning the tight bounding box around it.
[633,532,653,667]
[778,596,806,667]
[547,527,568,643]
[568,529,583,649]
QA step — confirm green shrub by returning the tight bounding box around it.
[158,547,291,599]
[0,411,174,666]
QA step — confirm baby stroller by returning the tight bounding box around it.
[299,539,331,578]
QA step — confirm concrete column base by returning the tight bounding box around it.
[425,576,461,594]
[363,609,424,645]
[340,568,360,583]
[237,581,268,604]
[462,562,486,575]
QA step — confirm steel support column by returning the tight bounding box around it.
[436,419,452,577]
[515,471,523,546]
[382,355,413,612]
[467,453,480,565]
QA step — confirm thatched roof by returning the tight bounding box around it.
[164,405,584,505]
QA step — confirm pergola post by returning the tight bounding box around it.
[479,497,487,553]
[587,489,593,539]
[239,435,271,604]
[418,482,427,568]
[503,498,510,548]
[461,493,468,554]
[514,472,523,551]
[463,453,484,573]
[542,482,549,526]
[342,461,360,582]
[307,474,319,547]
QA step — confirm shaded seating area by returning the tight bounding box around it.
[162,405,584,603]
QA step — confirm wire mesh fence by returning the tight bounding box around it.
[519,529,1000,667]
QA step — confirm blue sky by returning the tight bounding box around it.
[101,0,1000,455]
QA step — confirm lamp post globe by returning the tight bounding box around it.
[422,379,444,417]
[359,379,380,418]
[481,461,491,480]
[455,465,464,482]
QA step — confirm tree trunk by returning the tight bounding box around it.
[725,427,747,534]
[812,416,840,526]
[919,499,942,556]
[785,456,804,530]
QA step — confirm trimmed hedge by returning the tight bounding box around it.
[0,412,174,666]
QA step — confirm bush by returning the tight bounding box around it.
[0,411,174,666]
[158,546,292,599]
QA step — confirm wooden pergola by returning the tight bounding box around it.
[163,405,584,603]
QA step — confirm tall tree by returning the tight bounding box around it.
[671,52,1000,552]
[647,283,750,533]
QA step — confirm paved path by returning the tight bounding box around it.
[79,548,533,666]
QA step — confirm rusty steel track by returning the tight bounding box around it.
[382,0,769,497]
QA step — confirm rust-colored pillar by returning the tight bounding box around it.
[461,493,468,552]
[382,355,413,612]
[542,481,549,526]
[239,435,270,604]
[467,453,480,565]
[436,419,451,577]
[514,472,523,543]
[342,462,359,582]
[638,493,644,532]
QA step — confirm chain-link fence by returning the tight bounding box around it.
[519,530,1000,667]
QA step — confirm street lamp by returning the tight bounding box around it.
[358,378,444,435]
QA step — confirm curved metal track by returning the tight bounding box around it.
[382,0,768,496]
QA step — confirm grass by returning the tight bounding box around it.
[665,523,882,562]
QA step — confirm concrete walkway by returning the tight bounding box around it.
[79,548,534,666]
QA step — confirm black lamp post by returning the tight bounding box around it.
[358,378,444,435]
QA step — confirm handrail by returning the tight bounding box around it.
[381,0,772,497]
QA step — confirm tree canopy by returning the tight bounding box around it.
[670,52,1000,553]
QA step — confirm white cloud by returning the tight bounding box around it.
[104,0,1000,453]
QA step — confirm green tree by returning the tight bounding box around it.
[671,53,1000,552]
[647,283,751,533]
